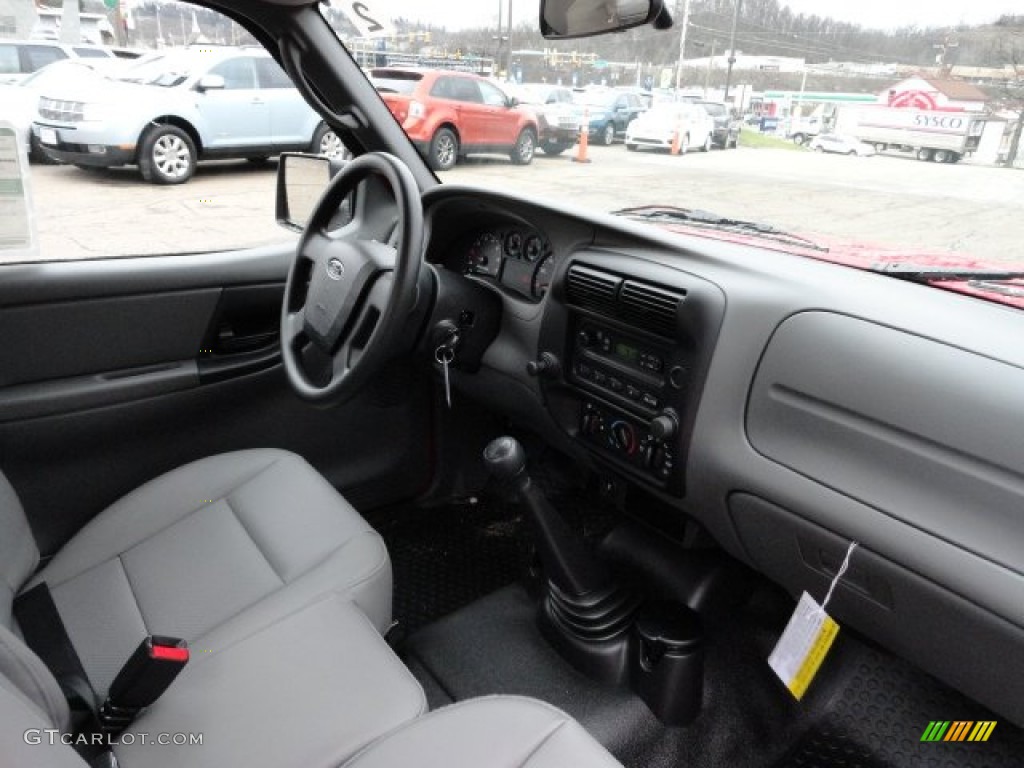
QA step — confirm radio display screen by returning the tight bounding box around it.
[614,342,639,364]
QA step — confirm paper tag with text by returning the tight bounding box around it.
[768,591,840,700]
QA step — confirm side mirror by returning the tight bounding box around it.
[540,0,667,39]
[507,96,520,108]
[196,74,225,92]
[276,153,334,233]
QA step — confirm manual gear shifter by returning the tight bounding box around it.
[484,436,639,684]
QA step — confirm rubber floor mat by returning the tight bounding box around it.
[775,640,1024,768]
[372,497,531,633]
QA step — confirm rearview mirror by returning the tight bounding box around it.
[540,0,669,39]
[276,154,333,233]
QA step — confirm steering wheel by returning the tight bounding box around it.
[281,152,424,404]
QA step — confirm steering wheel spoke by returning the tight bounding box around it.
[282,308,307,348]
[280,152,424,404]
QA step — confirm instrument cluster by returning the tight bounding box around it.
[458,226,555,302]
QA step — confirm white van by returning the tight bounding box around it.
[0,40,116,84]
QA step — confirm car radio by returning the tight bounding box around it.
[569,321,689,414]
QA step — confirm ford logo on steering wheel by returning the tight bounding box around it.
[326,258,345,281]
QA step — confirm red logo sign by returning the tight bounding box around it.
[888,90,939,109]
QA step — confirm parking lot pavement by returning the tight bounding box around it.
[447,145,1024,263]
[15,145,1024,263]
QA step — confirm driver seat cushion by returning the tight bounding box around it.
[22,448,392,697]
[340,695,624,768]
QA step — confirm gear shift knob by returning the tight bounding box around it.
[483,436,528,483]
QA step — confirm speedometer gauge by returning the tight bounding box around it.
[532,254,555,299]
[466,233,502,277]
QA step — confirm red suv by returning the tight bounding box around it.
[370,68,539,171]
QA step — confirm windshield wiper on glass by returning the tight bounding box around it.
[871,263,1024,284]
[613,206,828,252]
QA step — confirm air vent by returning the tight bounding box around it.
[619,281,685,337]
[566,265,621,313]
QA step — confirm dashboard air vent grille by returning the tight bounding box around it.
[619,281,685,337]
[566,265,621,313]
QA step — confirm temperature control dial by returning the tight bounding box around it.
[609,421,638,456]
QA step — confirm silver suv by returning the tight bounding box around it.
[32,46,340,184]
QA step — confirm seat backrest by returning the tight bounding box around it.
[0,622,69,733]
[1,470,39,630]
[0,672,84,767]
[0,471,67,731]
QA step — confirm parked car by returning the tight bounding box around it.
[31,47,341,183]
[0,39,117,85]
[695,100,741,148]
[0,58,126,162]
[624,102,715,153]
[370,67,539,171]
[809,133,877,156]
[512,83,582,156]
[574,89,646,145]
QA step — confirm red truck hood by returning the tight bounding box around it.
[622,207,1024,310]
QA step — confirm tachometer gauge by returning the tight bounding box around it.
[466,233,502,276]
[524,235,544,263]
[532,253,555,299]
[505,231,523,257]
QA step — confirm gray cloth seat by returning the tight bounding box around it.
[0,684,623,768]
[20,448,393,697]
[341,696,624,768]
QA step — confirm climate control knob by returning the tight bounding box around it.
[649,410,678,442]
[609,421,638,456]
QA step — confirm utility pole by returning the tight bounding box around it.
[723,0,743,104]
[933,34,959,76]
[506,0,514,82]
[494,1,507,78]
[703,38,716,99]
[673,0,691,94]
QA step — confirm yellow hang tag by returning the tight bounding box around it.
[768,540,858,700]
[768,591,839,700]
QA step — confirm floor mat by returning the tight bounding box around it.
[368,448,618,634]
[403,582,815,768]
[371,497,531,633]
[775,639,1024,768]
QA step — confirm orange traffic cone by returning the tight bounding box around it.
[670,120,683,155]
[572,108,591,164]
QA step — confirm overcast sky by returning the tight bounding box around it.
[346,0,1019,31]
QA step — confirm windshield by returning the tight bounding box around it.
[334,0,1024,282]
[5,0,1023,294]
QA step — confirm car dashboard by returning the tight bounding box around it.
[421,183,1024,728]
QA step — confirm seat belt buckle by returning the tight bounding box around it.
[98,636,189,732]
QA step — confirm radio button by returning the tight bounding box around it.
[641,393,659,410]
[593,371,608,386]
[625,385,642,401]
[608,377,624,393]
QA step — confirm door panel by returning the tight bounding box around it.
[0,245,433,557]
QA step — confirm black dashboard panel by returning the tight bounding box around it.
[539,252,726,495]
